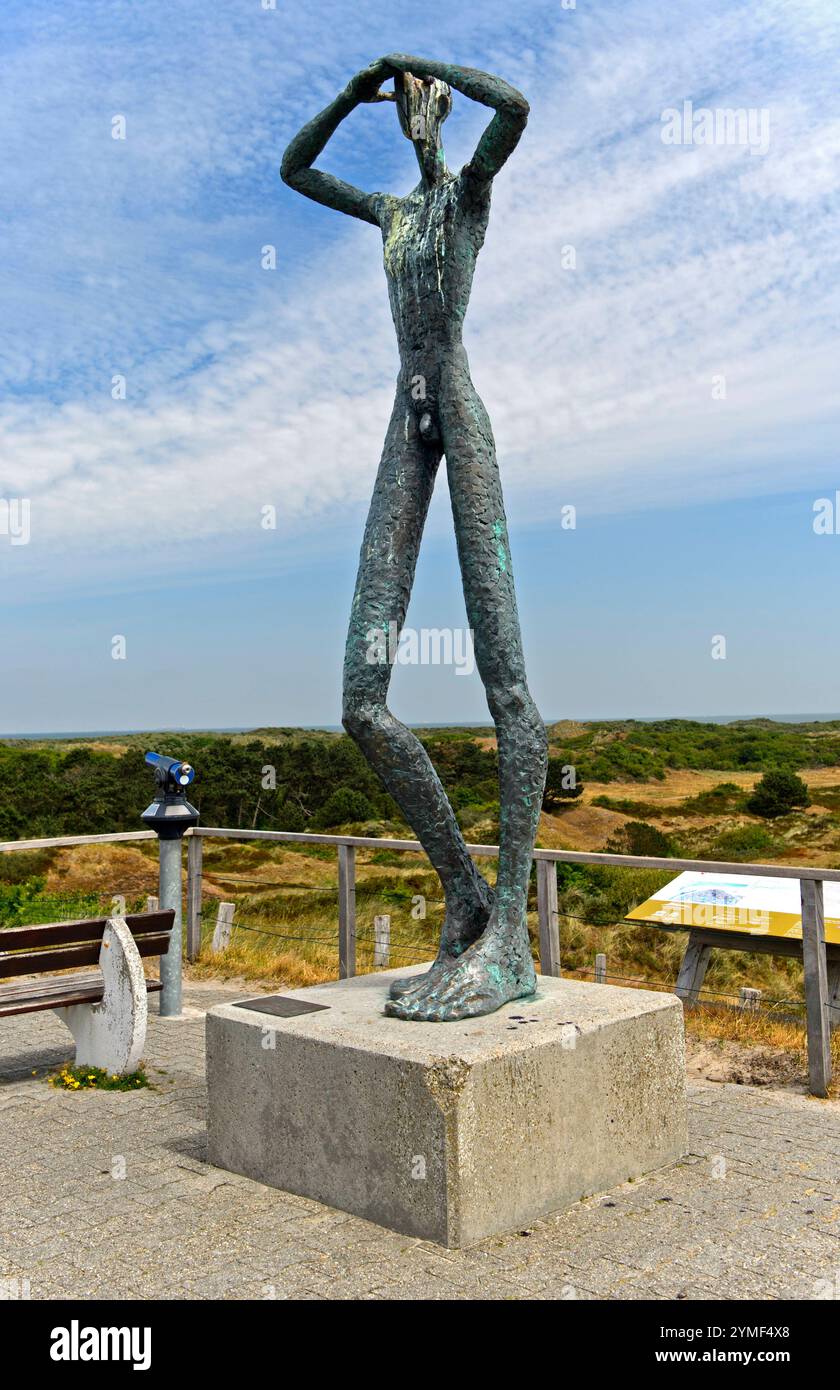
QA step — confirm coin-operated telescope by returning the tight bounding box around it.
[141,752,200,1017]
[141,752,199,839]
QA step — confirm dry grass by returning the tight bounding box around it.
[547,720,589,740]
[684,1004,840,1099]
[188,940,340,989]
[539,803,631,851]
[687,1003,809,1054]
[187,913,442,990]
[582,766,840,808]
[45,843,160,897]
[189,836,452,988]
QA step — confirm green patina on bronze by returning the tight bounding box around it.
[281,54,547,1021]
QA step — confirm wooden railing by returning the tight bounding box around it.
[2,826,838,1094]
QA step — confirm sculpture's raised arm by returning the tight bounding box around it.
[280,59,393,224]
[384,54,529,183]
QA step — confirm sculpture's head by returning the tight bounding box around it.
[395,71,452,185]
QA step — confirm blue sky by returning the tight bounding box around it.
[1,0,839,732]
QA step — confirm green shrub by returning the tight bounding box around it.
[604,821,677,858]
[542,759,584,809]
[681,782,744,814]
[746,770,810,819]
[314,787,377,829]
[704,825,778,861]
[555,862,673,926]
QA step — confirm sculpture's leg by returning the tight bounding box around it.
[343,390,494,995]
[385,373,548,1022]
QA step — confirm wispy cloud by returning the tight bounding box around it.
[2,0,839,598]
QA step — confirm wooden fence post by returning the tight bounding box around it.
[675,933,712,1006]
[374,914,390,967]
[827,961,840,1031]
[186,834,203,962]
[145,895,159,913]
[594,952,607,985]
[738,987,761,1012]
[536,858,561,977]
[212,901,235,953]
[338,843,356,979]
[801,878,832,1097]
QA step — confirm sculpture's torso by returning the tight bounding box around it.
[375,172,492,369]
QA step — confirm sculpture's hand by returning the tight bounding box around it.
[383,54,428,75]
[382,55,529,184]
[382,54,527,111]
[345,58,396,105]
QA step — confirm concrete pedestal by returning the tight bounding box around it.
[206,967,686,1248]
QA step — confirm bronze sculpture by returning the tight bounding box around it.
[282,55,547,1020]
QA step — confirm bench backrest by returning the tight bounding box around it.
[0,911,175,980]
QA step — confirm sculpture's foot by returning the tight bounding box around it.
[387,896,492,1001]
[386,955,451,1001]
[384,927,536,1022]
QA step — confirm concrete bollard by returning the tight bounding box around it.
[212,902,235,953]
[373,914,391,967]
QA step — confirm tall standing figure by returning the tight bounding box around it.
[282,54,548,1021]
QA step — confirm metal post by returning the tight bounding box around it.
[140,751,200,1021]
[338,843,356,979]
[536,858,561,977]
[801,878,832,1097]
[158,837,184,1016]
[186,833,203,961]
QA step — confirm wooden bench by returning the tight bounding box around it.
[0,910,174,1073]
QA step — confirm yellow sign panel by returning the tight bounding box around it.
[626,872,840,944]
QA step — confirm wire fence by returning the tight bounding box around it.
[0,886,808,1016]
[567,961,806,1017]
[196,901,438,963]
[0,840,813,1024]
[206,911,435,961]
[192,887,809,1018]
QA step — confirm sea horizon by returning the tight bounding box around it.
[2,713,840,740]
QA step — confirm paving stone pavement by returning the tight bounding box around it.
[1,981,839,1301]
